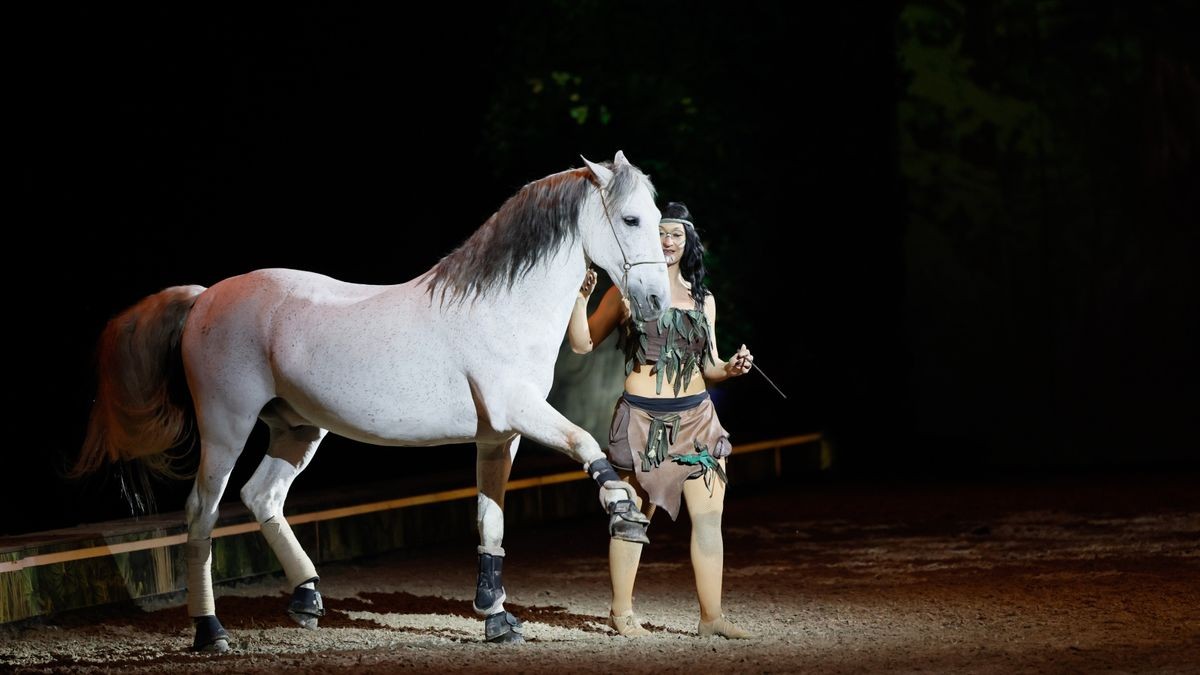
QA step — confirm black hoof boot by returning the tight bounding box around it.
[192,615,230,653]
[287,584,325,630]
[608,499,650,544]
[473,552,506,615]
[484,610,524,643]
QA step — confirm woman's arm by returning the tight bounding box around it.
[700,293,753,382]
[567,270,598,354]
[567,274,626,354]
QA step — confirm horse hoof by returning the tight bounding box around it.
[288,586,325,630]
[197,637,230,654]
[608,501,650,544]
[191,615,230,652]
[611,517,650,544]
[484,611,525,644]
[489,629,525,644]
[288,611,320,630]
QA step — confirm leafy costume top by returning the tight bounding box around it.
[619,294,716,396]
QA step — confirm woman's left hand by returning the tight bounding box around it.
[726,344,753,377]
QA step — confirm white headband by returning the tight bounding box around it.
[659,218,693,227]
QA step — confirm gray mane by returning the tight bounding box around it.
[426,161,647,304]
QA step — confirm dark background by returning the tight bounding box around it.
[7,2,1197,536]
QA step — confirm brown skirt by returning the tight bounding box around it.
[606,392,731,521]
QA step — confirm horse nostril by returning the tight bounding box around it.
[649,294,662,311]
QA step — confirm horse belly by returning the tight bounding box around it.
[274,345,480,446]
[314,388,480,447]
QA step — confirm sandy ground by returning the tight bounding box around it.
[2,473,1198,674]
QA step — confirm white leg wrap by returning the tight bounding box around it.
[477,545,505,557]
[261,517,318,588]
[185,538,216,617]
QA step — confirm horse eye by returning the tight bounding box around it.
[622,216,639,227]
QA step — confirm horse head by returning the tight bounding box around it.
[580,151,669,323]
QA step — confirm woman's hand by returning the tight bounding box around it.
[579,268,598,300]
[724,344,753,377]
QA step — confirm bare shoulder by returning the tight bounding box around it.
[703,292,716,319]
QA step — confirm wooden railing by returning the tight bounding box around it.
[0,433,821,575]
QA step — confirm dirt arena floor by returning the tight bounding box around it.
[3,472,1198,674]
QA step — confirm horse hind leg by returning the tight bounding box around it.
[475,436,524,643]
[240,419,328,629]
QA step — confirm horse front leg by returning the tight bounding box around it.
[475,435,524,643]
[505,390,650,544]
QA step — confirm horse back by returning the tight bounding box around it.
[181,268,480,444]
[181,268,388,407]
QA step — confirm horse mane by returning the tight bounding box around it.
[425,161,649,305]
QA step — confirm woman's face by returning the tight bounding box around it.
[659,222,687,265]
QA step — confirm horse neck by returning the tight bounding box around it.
[500,237,586,333]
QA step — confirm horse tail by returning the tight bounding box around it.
[71,284,207,484]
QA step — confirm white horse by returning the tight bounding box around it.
[72,151,669,650]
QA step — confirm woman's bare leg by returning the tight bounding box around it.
[681,466,726,623]
[684,460,751,638]
[610,474,654,613]
[609,473,653,635]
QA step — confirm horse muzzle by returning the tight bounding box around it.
[626,270,669,323]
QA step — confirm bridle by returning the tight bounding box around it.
[594,181,666,305]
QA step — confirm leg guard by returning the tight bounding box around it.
[586,457,621,488]
[474,547,506,616]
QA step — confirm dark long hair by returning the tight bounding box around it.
[663,201,708,304]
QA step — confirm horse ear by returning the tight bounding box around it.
[613,150,631,169]
[581,154,613,186]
